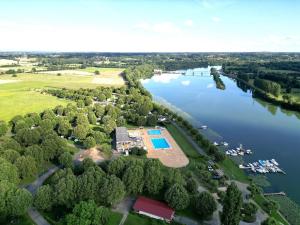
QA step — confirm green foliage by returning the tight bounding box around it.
[0,157,20,184]
[83,136,96,149]
[0,121,8,137]
[15,156,38,180]
[144,159,164,195]
[261,217,280,225]
[241,202,258,222]
[220,182,243,225]
[99,175,125,206]
[193,191,217,219]
[165,184,190,210]
[34,185,54,211]
[254,78,281,97]
[107,158,126,177]
[59,152,74,169]
[66,200,109,225]
[74,124,89,140]
[122,164,144,195]
[0,180,32,218]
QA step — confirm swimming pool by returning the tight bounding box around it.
[147,129,162,135]
[151,138,170,149]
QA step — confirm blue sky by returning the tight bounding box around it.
[0,0,300,52]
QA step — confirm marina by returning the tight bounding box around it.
[225,144,253,156]
[239,159,286,174]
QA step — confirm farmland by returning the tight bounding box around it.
[0,68,124,121]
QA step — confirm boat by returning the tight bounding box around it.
[271,159,279,166]
[200,125,208,129]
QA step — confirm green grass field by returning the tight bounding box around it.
[0,70,124,122]
[124,213,169,225]
[79,67,123,74]
[166,123,200,158]
[219,158,249,183]
[107,211,123,225]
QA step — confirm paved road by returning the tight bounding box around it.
[26,166,59,195]
[171,122,207,156]
[26,166,59,225]
[28,207,50,225]
[112,197,135,225]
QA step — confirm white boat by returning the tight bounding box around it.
[200,125,208,129]
[271,159,279,166]
[213,142,219,146]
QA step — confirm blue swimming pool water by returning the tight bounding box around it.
[147,129,162,135]
[151,138,170,149]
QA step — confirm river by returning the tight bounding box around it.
[141,67,300,205]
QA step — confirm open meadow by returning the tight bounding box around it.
[0,68,124,121]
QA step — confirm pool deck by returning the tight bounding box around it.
[141,128,189,168]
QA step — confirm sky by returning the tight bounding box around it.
[0,0,300,52]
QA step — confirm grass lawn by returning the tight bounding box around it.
[107,211,123,225]
[253,194,289,225]
[165,123,200,158]
[219,158,249,183]
[79,67,123,74]
[124,213,169,225]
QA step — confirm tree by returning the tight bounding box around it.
[0,180,32,217]
[15,128,41,146]
[74,124,89,140]
[94,70,100,75]
[107,158,126,177]
[165,184,190,210]
[42,133,66,160]
[77,167,105,201]
[99,175,125,206]
[53,169,77,208]
[66,200,109,225]
[83,136,96,149]
[15,156,37,180]
[122,165,144,195]
[164,168,185,188]
[220,182,243,225]
[263,200,278,214]
[0,158,20,184]
[92,131,107,144]
[102,118,116,134]
[1,149,20,163]
[241,202,258,222]
[57,119,71,137]
[34,185,54,211]
[88,111,97,125]
[147,114,157,126]
[194,191,217,219]
[186,178,198,194]
[0,121,8,137]
[59,152,74,169]
[144,159,164,195]
[24,145,44,165]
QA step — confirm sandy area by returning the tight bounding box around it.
[0,80,20,85]
[142,128,189,168]
[75,147,105,163]
[39,70,94,76]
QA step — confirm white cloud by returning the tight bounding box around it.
[207,83,214,88]
[152,74,180,84]
[212,16,221,22]
[184,19,194,27]
[181,80,191,86]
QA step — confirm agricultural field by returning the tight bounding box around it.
[0,68,125,121]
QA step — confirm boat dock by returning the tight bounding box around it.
[240,159,286,175]
[264,192,286,196]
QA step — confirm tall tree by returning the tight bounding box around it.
[99,175,125,206]
[122,165,144,195]
[194,191,217,219]
[165,184,190,210]
[221,182,243,225]
[34,185,54,211]
[66,200,109,225]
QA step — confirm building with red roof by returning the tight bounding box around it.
[133,196,175,222]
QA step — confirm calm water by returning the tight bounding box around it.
[142,67,300,205]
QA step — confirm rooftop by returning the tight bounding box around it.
[115,127,130,143]
[133,196,174,221]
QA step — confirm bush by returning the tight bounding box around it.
[130,147,147,156]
